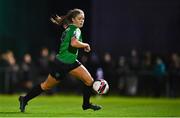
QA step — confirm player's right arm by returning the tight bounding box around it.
[71,37,91,52]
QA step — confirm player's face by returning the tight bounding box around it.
[72,13,85,28]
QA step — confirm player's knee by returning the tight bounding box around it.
[41,83,52,91]
[85,78,94,86]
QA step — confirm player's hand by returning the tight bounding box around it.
[84,44,91,52]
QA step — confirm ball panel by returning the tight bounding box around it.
[92,79,109,94]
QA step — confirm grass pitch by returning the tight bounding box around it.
[0,95,180,117]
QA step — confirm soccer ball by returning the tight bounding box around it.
[92,79,109,95]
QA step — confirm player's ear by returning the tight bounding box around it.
[72,18,75,23]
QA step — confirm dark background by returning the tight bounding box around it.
[0,0,180,59]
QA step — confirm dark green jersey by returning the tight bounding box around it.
[56,24,82,64]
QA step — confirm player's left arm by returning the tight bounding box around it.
[70,29,91,52]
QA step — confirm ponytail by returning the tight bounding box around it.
[50,15,68,26]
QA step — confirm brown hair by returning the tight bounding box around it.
[58,8,84,26]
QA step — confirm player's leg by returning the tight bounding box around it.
[41,74,60,90]
[69,65,101,111]
[19,74,60,112]
[69,65,93,86]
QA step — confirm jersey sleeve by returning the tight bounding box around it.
[73,28,81,40]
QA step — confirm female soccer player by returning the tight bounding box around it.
[19,8,101,112]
